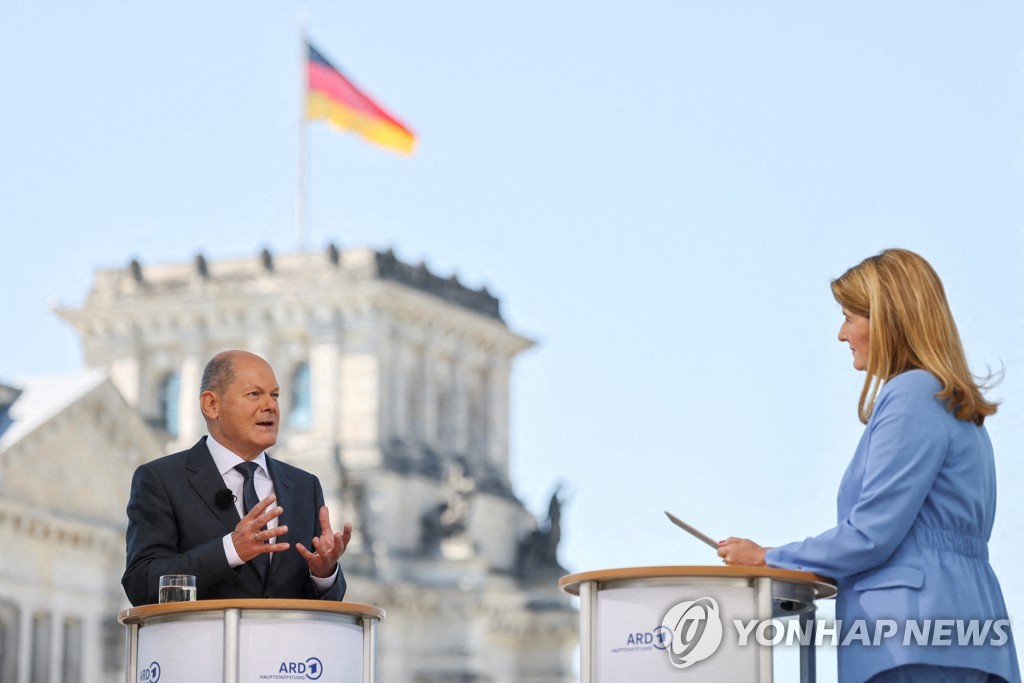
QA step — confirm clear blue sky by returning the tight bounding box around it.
[3,1,1022,674]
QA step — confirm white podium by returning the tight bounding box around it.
[118,599,385,683]
[560,566,836,683]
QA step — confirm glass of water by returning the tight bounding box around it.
[158,575,197,603]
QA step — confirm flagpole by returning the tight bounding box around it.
[297,13,310,250]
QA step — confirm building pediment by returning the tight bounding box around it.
[0,372,163,524]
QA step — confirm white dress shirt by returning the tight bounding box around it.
[206,435,337,591]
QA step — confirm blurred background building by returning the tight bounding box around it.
[0,245,576,683]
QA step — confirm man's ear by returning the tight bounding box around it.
[200,390,219,420]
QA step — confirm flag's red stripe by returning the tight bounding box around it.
[307,61,412,134]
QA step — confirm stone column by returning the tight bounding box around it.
[433,356,454,450]
[421,348,438,447]
[245,307,274,366]
[387,330,408,442]
[487,356,511,481]
[338,313,383,469]
[310,328,342,441]
[407,346,425,442]
[177,352,204,447]
[108,353,140,408]
[375,322,395,445]
[451,354,469,456]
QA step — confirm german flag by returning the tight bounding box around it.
[306,42,416,154]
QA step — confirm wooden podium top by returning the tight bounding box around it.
[118,599,385,625]
[559,565,836,599]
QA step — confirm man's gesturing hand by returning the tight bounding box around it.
[296,506,352,579]
[231,494,290,562]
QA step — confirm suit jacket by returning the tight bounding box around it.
[122,437,346,606]
[767,370,1020,683]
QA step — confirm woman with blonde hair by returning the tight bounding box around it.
[719,249,1020,683]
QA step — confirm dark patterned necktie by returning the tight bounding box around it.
[234,462,268,580]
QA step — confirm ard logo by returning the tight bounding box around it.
[278,656,324,680]
[139,661,161,682]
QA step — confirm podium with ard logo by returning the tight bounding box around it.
[560,566,836,683]
[118,599,384,683]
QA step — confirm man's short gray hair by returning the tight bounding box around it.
[200,353,237,395]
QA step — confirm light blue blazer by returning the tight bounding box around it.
[766,370,1020,683]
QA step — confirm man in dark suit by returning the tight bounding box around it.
[122,350,351,605]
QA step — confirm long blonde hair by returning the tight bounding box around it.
[831,248,997,425]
